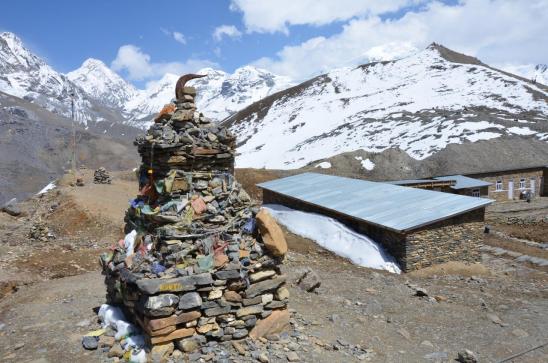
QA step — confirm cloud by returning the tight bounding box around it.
[161,28,186,45]
[230,0,419,33]
[172,31,186,45]
[251,0,548,80]
[111,44,218,81]
[213,25,242,41]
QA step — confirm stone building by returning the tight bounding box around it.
[258,173,492,272]
[465,165,546,201]
[433,175,491,197]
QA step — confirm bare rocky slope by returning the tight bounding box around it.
[0,91,140,205]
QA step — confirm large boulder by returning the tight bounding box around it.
[256,208,287,257]
[296,268,321,292]
[1,198,21,217]
[249,309,290,339]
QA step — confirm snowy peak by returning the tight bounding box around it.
[0,31,99,123]
[0,31,294,129]
[226,44,548,169]
[68,58,139,109]
[124,65,294,125]
[426,42,483,65]
[0,32,46,73]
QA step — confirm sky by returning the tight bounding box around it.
[1,0,546,88]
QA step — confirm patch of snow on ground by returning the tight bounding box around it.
[355,156,375,170]
[507,126,536,135]
[37,182,56,195]
[264,204,401,274]
[315,161,331,169]
[361,158,375,171]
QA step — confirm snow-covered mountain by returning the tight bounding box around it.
[0,32,123,124]
[0,32,294,129]
[225,43,548,169]
[67,58,139,109]
[533,64,547,85]
[123,66,293,125]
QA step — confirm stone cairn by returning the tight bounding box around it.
[94,167,112,184]
[100,75,289,355]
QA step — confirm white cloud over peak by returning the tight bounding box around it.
[111,44,218,81]
[213,25,242,41]
[230,0,419,33]
[251,0,548,80]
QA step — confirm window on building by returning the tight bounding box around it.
[472,189,480,197]
[495,180,502,191]
[519,178,526,189]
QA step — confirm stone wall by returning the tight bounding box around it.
[543,168,548,197]
[405,208,485,271]
[262,189,486,272]
[467,169,544,202]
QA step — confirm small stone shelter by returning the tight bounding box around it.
[258,173,493,272]
[433,175,491,197]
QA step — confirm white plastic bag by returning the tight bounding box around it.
[98,304,125,329]
[129,347,147,363]
[114,320,137,340]
[124,230,137,257]
[125,334,146,350]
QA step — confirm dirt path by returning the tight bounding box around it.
[0,271,104,363]
[61,169,137,228]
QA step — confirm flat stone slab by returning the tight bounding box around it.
[245,276,286,298]
[136,273,213,295]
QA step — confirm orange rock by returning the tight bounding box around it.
[256,208,287,257]
[214,254,229,268]
[149,327,195,345]
[145,311,201,331]
[249,309,290,339]
[224,290,242,302]
[155,103,176,122]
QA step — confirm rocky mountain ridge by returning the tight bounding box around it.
[0,89,139,205]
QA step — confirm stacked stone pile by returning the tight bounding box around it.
[100,78,289,355]
[28,220,55,241]
[93,167,112,184]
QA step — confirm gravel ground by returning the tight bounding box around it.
[1,174,547,362]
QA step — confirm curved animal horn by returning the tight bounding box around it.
[175,73,207,100]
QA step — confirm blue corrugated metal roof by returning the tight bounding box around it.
[434,175,492,190]
[257,173,493,233]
